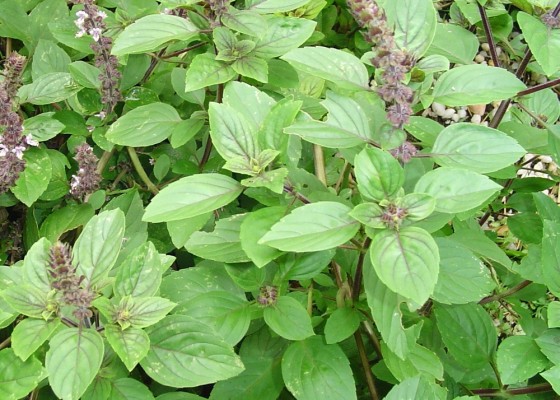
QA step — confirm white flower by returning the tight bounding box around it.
[0,144,8,157]
[90,27,102,42]
[25,135,39,147]
[12,145,26,160]
[94,111,106,119]
[70,175,81,190]
[97,11,107,20]
[76,10,88,19]
[75,29,86,38]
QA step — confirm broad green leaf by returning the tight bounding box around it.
[433,64,526,106]
[105,325,150,371]
[127,296,177,329]
[167,213,211,248]
[382,342,444,382]
[209,103,258,161]
[324,307,361,344]
[542,365,560,395]
[260,202,360,252]
[32,39,70,80]
[518,12,560,76]
[1,285,48,318]
[46,328,104,400]
[281,46,369,90]
[68,61,101,89]
[432,123,525,173]
[370,227,439,305]
[23,112,65,142]
[415,167,502,213]
[114,241,162,298]
[74,209,125,288]
[384,0,437,57]
[112,14,198,56]
[253,16,316,59]
[542,219,560,296]
[143,174,243,223]
[174,291,251,346]
[222,9,267,36]
[282,336,357,400]
[11,148,53,207]
[264,296,314,341]
[277,249,335,281]
[0,349,46,400]
[222,81,276,129]
[240,207,285,267]
[497,336,548,384]
[12,319,61,361]
[536,329,560,364]
[18,72,82,105]
[39,203,94,243]
[184,53,237,92]
[186,214,250,263]
[385,376,446,400]
[415,54,449,74]
[141,315,245,387]
[225,263,266,292]
[434,303,497,368]
[433,238,495,304]
[248,0,311,13]
[425,23,479,64]
[110,378,155,400]
[355,146,404,202]
[157,394,206,400]
[232,56,268,83]
[22,237,52,293]
[106,103,182,146]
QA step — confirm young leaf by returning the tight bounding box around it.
[260,202,360,252]
[114,241,162,298]
[143,174,243,223]
[22,237,52,293]
[433,64,526,106]
[112,14,198,56]
[184,53,237,92]
[414,167,502,214]
[370,227,439,305]
[74,209,125,288]
[0,349,46,400]
[496,336,548,385]
[232,56,269,83]
[432,123,525,173]
[434,303,497,368]
[355,147,404,202]
[263,296,314,341]
[11,319,61,362]
[106,103,182,146]
[128,297,176,329]
[141,315,245,387]
[105,325,150,372]
[46,328,104,400]
[324,307,361,344]
[281,336,357,400]
[281,46,369,90]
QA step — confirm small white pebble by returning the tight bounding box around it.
[541,156,553,163]
[458,109,467,119]
[481,60,487,65]
[475,54,485,63]
[452,114,460,122]
[471,114,482,124]
[481,43,490,52]
[432,102,446,116]
[442,108,456,119]
[496,47,502,56]
[538,76,547,84]
[481,121,488,126]
[479,51,488,57]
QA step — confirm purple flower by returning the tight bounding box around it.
[69,143,101,200]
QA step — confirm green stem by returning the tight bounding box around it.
[199,83,224,170]
[352,237,371,302]
[489,360,504,389]
[313,144,327,186]
[96,149,114,175]
[0,337,11,350]
[479,280,532,305]
[127,147,159,195]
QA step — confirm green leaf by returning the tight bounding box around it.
[370,227,439,305]
[433,238,495,304]
[106,103,182,146]
[167,213,211,248]
[0,349,46,400]
[174,291,251,346]
[324,307,361,344]
[186,214,250,263]
[74,209,125,288]
[277,249,335,281]
[68,61,101,89]
[355,147,404,202]
[542,365,560,395]
[248,0,311,13]
[240,207,285,268]
[434,303,497,368]
[19,72,81,105]
[232,56,269,83]
[141,315,245,387]
[114,241,162,298]
[425,23,479,64]
[12,319,61,361]
[209,103,259,161]
[281,46,369,90]
[105,325,150,371]
[536,329,560,364]
[253,16,317,59]
[518,12,560,76]
[46,328,104,400]
[22,112,65,142]
[2,285,48,318]
[143,174,243,223]
[432,123,525,173]
[497,335,549,384]
[260,202,360,252]
[110,378,155,400]
[112,14,198,56]
[22,237,52,293]
[11,148,53,207]
[127,296,177,329]
[542,219,560,296]
[32,39,70,79]
[382,342,444,382]
[415,167,502,214]
[184,53,237,92]
[384,0,437,57]
[385,376,447,400]
[39,203,94,243]
[282,336,357,400]
[264,296,314,341]
[433,64,526,106]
